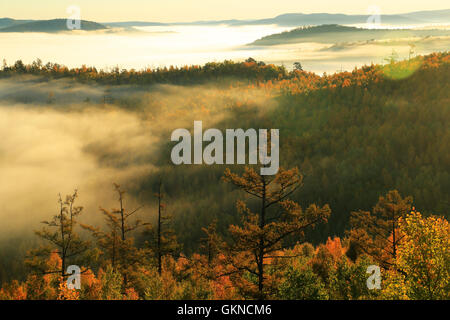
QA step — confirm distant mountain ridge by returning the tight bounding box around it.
[1,9,449,33]
[106,9,450,27]
[250,24,450,46]
[0,18,34,29]
[229,9,450,26]
[0,19,107,32]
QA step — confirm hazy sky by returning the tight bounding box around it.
[1,0,448,22]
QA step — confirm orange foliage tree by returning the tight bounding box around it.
[222,166,331,299]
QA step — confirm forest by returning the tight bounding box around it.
[0,52,448,300]
[250,24,450,46]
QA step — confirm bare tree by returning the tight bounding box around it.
[27,190,90,278]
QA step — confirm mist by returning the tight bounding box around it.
[0,76,275,241]
[1,24,448,74]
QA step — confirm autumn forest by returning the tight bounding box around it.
[0,52,448,300]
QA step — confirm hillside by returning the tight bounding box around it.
[2,9,450,31]
[0,18,33,29]
[105,21,168,27]
[231,9,450,26]
[251,24,450,45]
[0,19,107,32]
[0,53,448,299]
[1,53,448,252]
[107,9,450,27]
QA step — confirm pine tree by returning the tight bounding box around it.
[222,166,331,299]
[145,179,179,275]
[27,190,90,278]
[348,190,412,269]
[200,220,222,267]
[81,184,148,284]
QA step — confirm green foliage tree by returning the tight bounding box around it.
[278,263,328,300]
[328,255,378,300]
[293,62,303,71]
[99,265,123,300]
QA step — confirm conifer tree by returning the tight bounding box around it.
[145,179,179,275]
[348,190,413,269]
[200,220,222,267]
[223,167,331,299]
[81,184,148,283]
[27,190,90,278]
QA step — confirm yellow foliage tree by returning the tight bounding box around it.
[381,211,449,299]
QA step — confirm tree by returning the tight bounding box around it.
[200,220,222,267]
[382,211,449,299]
[222,167,331,299]
[384,49,399,64]
[145,179,179,275]
[348,190,412,269]
[13,60,25,73]
[293,62,303,71]
[81,184,148,285]
[27,190,90,278]
[408,44,416,60]
[278,264,328,300]
[328,255,378,300]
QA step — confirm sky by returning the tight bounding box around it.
[1,0,449,22]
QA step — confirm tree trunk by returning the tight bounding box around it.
[60,200,66,277]
[157,179,162,276]
[257,176,267,298]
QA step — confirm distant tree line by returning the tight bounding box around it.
[0,57,287,85]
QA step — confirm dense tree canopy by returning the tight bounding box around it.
[0,52,448,299]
